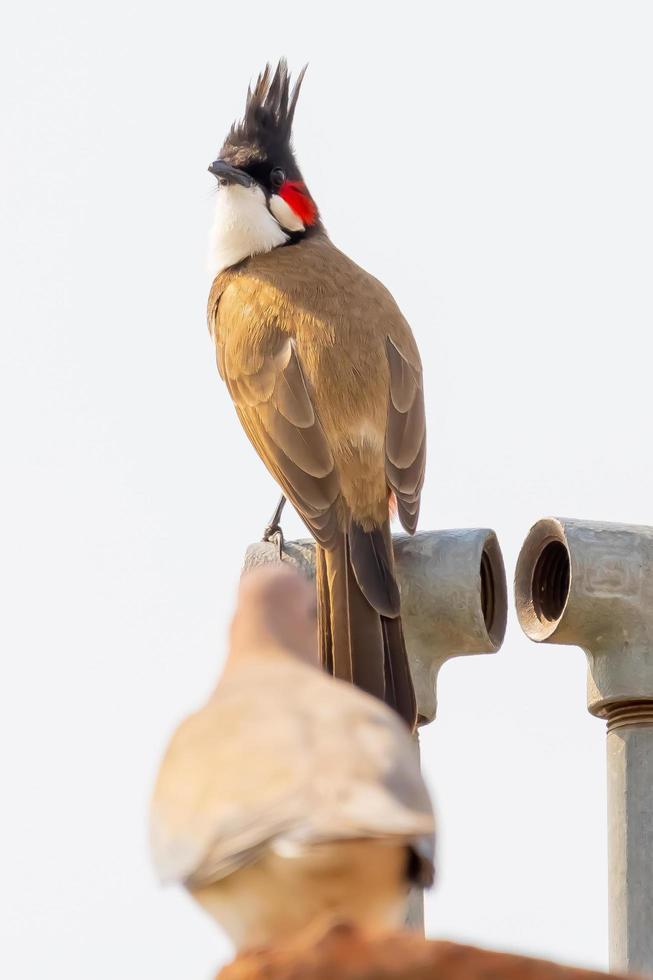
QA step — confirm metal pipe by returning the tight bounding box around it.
[514,517,653,975]
[244,528,508,726]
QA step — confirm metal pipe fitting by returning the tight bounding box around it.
[514,517,653,717]
[244,528,508,726]
[514,517,653,975]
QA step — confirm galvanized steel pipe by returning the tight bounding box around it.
[515,517,653,975]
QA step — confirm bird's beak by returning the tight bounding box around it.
[208,160,254,187]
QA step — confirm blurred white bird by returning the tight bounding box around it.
[150,565,435,950]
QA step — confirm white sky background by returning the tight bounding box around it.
[2,1,653,977]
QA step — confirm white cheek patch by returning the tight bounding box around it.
[269,193,306,233]
[208,184,289,277]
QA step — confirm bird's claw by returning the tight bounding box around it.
[261,495,287,559]
[262,524,285,560]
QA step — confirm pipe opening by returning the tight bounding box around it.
[480,548,495,633]
[478,534,507,648]
[531,540,570,623]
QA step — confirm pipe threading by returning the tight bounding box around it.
[606,700,653,732]
[480,548,495,633]
[531,540,570,624]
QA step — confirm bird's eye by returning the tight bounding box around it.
[270,167,285,189]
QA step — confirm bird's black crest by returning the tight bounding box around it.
[219,60,307,176]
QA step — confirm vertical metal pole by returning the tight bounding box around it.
[606,709,653,975]
[405,732,425,932]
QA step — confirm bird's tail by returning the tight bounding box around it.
[316,521,417,729]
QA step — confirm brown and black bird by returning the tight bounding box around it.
[207,61,426,729]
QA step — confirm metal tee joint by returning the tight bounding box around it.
[244,528,508,726]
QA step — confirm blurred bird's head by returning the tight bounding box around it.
[228,565,318,667]
[208,60,319,277]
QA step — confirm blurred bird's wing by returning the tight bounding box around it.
[384,336,426,534]
[300,674,435,879]
[150,660,435,889]
[150,663,315,887]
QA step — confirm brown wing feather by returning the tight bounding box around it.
[385,336,426,535]
[220,331,341,548]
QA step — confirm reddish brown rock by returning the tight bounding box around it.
[217,923,627,980]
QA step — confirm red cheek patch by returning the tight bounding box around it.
[278,181,317,226]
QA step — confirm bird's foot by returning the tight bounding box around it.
[262,494,287,560]
[263,525,284,560]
